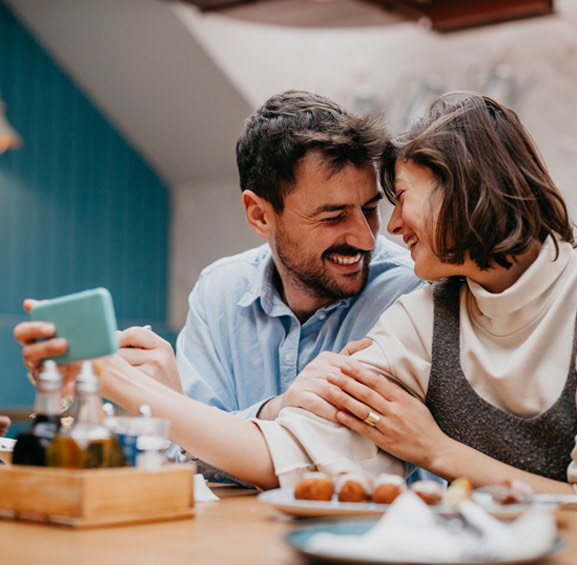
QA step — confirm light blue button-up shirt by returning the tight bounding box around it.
[175,236,422,419]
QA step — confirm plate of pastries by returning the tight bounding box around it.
[258,472,557,519]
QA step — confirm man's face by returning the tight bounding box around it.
[269,152,382,314]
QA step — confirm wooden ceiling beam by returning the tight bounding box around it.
[375,0,554,31]
[170,0,555,31]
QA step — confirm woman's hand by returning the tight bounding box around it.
[326,361,576,493]
[326,359,449,470]
[13,299,80,396]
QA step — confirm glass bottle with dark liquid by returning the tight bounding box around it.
[12,360,63,466]
[47,361,126,468]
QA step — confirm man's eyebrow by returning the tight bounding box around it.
[364,193,384,206]
[312,193,384,215]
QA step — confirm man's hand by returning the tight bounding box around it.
[339,337,373,356]
[116,326,184,394]
[257,338,373,421]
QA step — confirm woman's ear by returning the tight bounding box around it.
[242,190,275,238]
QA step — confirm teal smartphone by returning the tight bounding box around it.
[30,287,119,364]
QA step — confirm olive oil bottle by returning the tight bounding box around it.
[46,362,126,468]
[12,361,63,466]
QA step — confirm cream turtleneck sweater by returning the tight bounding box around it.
[254,236,577,487]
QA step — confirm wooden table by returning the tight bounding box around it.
[1,485,577,564]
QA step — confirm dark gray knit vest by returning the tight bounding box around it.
[426,278,577,482]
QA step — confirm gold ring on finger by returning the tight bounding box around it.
[363,410,381,427]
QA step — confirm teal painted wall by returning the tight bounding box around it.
[0,2,174,408]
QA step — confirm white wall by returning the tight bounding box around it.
[168,0,577,329]
[170,177,261,327]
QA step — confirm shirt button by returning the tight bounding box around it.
[319,313,326,320]
[285,353,292,362]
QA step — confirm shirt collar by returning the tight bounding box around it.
[237,246,275,308]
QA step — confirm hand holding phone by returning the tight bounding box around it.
[29,288,119,364]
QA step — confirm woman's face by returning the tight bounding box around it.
[387,158,463,281]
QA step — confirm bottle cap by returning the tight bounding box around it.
[36,360,63,392]
[75,361,100,394]
[103,402,115,418]
[139,404,152,418]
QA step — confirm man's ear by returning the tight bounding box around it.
[242,190,275,238]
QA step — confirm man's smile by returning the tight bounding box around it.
[325,252,363,266]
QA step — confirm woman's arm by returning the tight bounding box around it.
[327,359,574,494]
[93,354,279,490]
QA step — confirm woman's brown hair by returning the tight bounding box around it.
[381,92,575,270]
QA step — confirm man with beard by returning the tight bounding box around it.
[15,91,422,475]
[164,90,422,426]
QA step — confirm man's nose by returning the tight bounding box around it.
[346,211,377,251]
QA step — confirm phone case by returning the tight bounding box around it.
[30,287,119,364]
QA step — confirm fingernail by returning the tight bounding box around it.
[335,411,347,423]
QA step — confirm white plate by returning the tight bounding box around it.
[285,519,565,565]
[533,493,577,510]
[0,437,16,465]
[259,488,398,518]
[258,488,557,520]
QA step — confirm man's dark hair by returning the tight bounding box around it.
[380,91,575,270]
[236,90,388,213]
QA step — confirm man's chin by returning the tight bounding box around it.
[330,276,368,299]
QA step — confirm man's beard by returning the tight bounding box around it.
[276,242,372,301]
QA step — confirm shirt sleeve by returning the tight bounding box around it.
[176,275,264,419]
[253,407,406,488]
[352,285,435,402]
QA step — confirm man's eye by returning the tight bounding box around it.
[321,215,343,224]
[363,205,379,216]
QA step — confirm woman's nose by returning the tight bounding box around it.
[387,204,402,235]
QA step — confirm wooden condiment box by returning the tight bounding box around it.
[0,464,194,528]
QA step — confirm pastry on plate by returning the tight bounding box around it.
[491,479,534,505]
[294,472,334,501]
[372,473,406,504]
[335,472,373,503]
[409,479,444,505]
[445,477,473,508]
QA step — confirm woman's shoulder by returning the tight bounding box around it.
[369,284,435,338]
